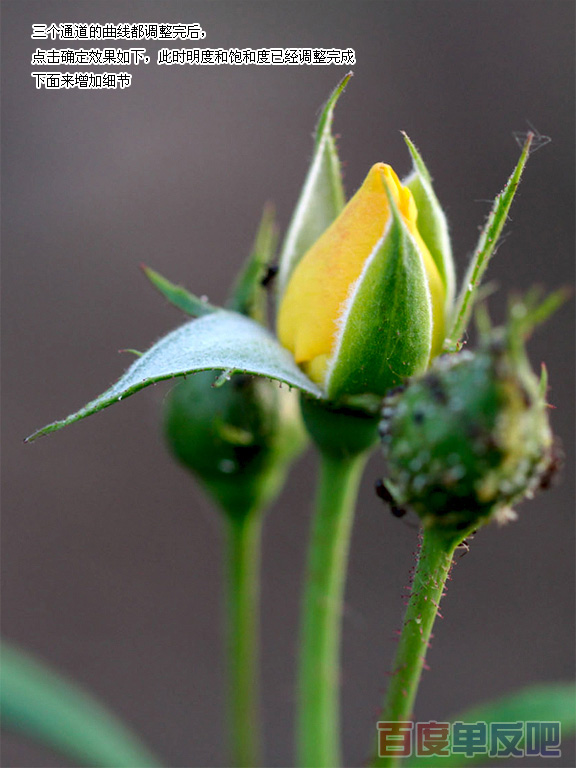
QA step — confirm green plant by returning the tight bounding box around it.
[11,75,573,768]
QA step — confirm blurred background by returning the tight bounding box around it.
[2,1,574,766]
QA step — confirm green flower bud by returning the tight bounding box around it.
[163,206,307,520]
[378,297,560,532]
[164,372,306,520]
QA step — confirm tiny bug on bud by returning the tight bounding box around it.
[261,264,278,287]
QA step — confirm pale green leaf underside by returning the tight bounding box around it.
[405,681,576,768]
[27,311,322,441]
[1,642,161,767]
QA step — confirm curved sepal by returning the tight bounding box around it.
[141,266,217,316]
[447,132,534,349]
[326,194,433,400]
[276,73,351,298]
[26,311,322,441]
[227,203,278,324]
[402,133,455,311]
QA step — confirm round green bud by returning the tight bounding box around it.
[300,395,380,459]
[164,372,307,520]
[378,332,557,532]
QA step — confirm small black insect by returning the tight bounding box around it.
[261,264,278,287]
[375,479,407,518]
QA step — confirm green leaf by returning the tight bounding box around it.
[227,203,278,324]
[26,310,322,441]
[276,73,351,299]
[447,132,534,349]
[0,642,161,767]
[403,133,455,312]
[507,287,570,339]
[141,265,217,316]
[405,682,576,768]
[326,192,432,400]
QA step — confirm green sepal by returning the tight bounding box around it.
[326,185,432,401]
[447,132,534,349]
[405,682,576,768]
[164,372,307,519]
[26,310,322,442]
[402,133,455,311]
[0,641,161,768]
[276,73,351,298]
[227,203,278,325]
[141,265,217,316]
[507,286,570,341]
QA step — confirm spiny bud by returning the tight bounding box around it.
[377,294,562,532]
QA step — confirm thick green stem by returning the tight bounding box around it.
[297,450,368,768]
[226,513,263,768]
[372,527,469,768]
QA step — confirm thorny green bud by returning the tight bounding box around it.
[377,295,562,532]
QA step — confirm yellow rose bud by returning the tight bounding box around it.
[277,163,446,391]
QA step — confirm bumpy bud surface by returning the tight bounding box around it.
[378,315,557,531]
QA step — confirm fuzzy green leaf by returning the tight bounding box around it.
[276,73,351,298]
[447,133,534,349]
[26,310,322,441]
[142,265,216,316]
[405,682,576,768]
[1,642,161,767]
[326,197,432,400]
[403,133,455,311]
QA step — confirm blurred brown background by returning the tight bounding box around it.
[2,2,574,766]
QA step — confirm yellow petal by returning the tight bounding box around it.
[278,163,445,385]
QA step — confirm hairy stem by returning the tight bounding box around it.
[372,526,471,768]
